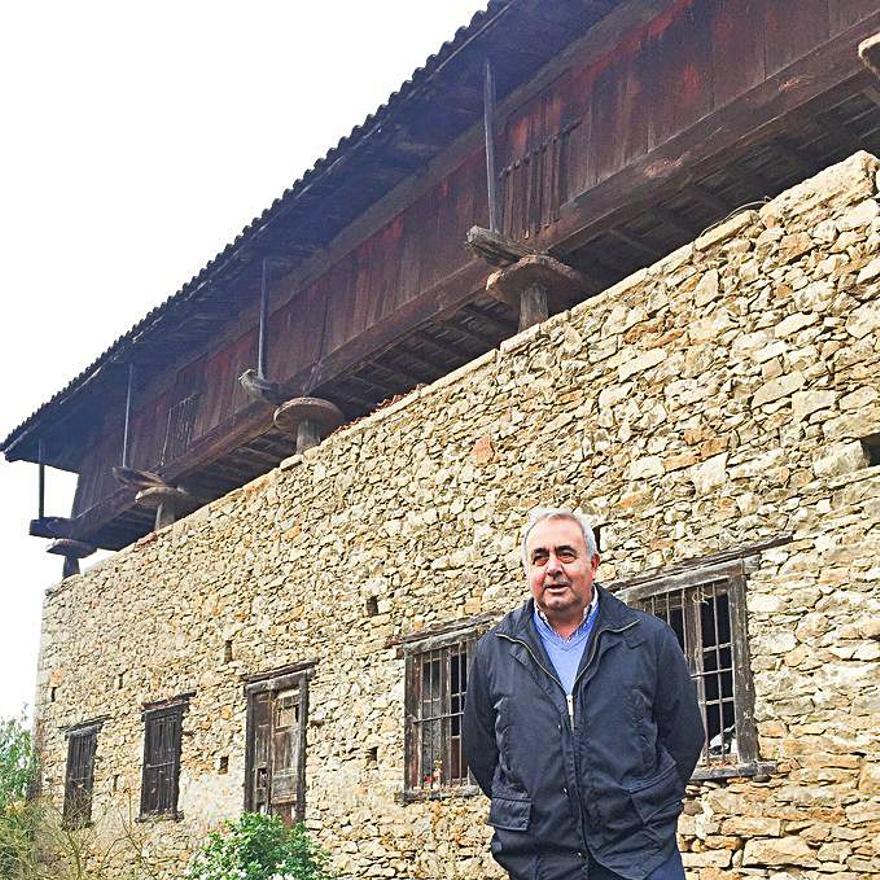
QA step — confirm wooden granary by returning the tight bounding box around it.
[4,0,880,574]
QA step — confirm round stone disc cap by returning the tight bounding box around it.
[135,485,191,510]
[47,538,96,558]
[273,397,345,434]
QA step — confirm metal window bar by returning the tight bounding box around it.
[412,640,470,789]
[637,579,737,766]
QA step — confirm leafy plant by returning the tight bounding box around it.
[0,711,39,877]
[0,712,159,880]
[0,712,37,811]
[185,813,334,880]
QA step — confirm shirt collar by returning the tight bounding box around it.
[535,587,599,639]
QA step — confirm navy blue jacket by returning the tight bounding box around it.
[462,586,704,880]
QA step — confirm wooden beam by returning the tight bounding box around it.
[813,112,866,157]
[348,373,399,400]
[411,330,478,363]
[683,184,731,217]
[395,344,450,377]
[441,319,498,350]
[608,228,662,263]
[234,446,282,468]
[461,303,517,336]
[772,137,818,177]
[29,517,72,539]
[862,84,880,109]
[378,356,433,387]
[466,225,540,267]
[650,206,693,241]
[325,387,374,411]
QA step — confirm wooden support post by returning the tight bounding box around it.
[519,283,549,331]
[485,254,586,331]
[122,363,134,468]
[62,557,80,579]
[483,59,499,233]
[155,500,177,531]
[258,258,271,380]
[37,439,45,520]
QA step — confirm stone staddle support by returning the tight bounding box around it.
[273,397,345,454]
[486,253,586,331]
[46,538,96,579]
[859,32,880,81]
[135,485,197,531]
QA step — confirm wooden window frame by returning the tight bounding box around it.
[243,664,311,823]
[401,617,491,800]
[616,559,767,780]
[139,697,189,821]
[62,721,100,829]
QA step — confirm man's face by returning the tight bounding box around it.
[526,517,599,626]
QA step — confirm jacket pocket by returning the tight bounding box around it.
[489,796,536,880]
[627,760,683,826]
[489,796,532,831]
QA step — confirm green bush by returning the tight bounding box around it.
[0,712,37,811]
[0,712,39,878]
[185,813,334,880]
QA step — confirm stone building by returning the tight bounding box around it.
[33,151,880,879]
[5,3,880,879]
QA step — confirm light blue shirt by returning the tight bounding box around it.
[533,591,600,694]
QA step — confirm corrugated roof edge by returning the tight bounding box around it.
[1,0,510,457]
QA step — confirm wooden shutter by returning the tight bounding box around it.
[244,671,308,824]
[140,704,184,817]
[270,689,301,824]
[63,726,97,828]
[248,691,272,813]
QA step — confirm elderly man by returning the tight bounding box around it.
[462,508,704,880]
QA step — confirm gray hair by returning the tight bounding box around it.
[521,507,598,571]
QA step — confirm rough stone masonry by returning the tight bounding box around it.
[34,151,880,879]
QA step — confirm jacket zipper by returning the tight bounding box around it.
[497,619,639,731]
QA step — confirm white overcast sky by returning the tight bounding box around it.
[0,0,488,720]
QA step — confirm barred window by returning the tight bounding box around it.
[400,618,493,796]
[63,723,99,829]
[140,698,188,819]
[618,560,759,772]
[160,392,201,465]
[407,641,469,789]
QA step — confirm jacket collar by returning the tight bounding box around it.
[496,583,639,643]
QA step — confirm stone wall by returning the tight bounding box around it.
[35,152,880,879]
